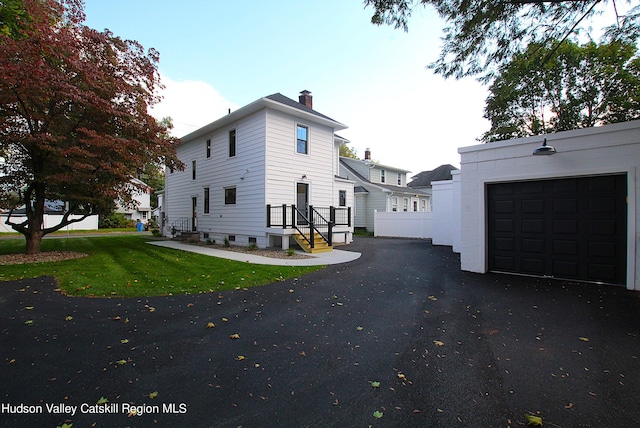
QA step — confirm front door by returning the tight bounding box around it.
[296,183,309,225]
[191,197,197,232]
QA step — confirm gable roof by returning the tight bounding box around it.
[265,93,340,123]
[408,164,458,188]
[340,156,411,174]
[340,158,430,196]
[180,92,347,142]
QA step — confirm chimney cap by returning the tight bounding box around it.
[300,89,312,95]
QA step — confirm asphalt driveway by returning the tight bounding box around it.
[1,237,639,427]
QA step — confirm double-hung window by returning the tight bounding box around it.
[224,187,236,205]
[206,139,211,158]
[397,173,402,186]
[339,190,346,207]
[380,169,385,183]
[204,187,210,214]
[192,160,196,180]
[296,125,308,154]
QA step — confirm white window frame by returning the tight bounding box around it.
[296,124,309,155]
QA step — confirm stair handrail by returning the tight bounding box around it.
[291,205,314,248]
[309,206,332,246]
[170,217,192,236]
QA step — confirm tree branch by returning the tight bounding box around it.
[540,0,601,65]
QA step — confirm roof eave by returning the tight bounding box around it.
[179,96,347,144]
[263,97,348,131]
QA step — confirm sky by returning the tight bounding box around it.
[82,0,493,177]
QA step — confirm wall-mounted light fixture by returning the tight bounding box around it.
[240,168,249,180]
[301,174,307,180]
[533,138,557,156]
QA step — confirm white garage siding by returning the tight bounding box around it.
[458,120,640,290]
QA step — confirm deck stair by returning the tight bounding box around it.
[294,232,333,253]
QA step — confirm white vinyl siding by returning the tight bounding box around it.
[165,112,266,244]
[265,110,336,208]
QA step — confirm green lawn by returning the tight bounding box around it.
[0,235,323,297]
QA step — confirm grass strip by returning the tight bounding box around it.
[0,235,323,297]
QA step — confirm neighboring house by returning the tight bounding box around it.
[115,178,152,222]
[408,164,458,189]
[164,90,354,251]
[339,149,431,231]
[152,190,164,227]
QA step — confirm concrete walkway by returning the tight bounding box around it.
[147,240,361,266]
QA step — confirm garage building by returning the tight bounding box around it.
[457,120,640,290]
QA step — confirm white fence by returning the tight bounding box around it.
[374,211,433,239]
[373,171,461,250]
[0,214,99,233]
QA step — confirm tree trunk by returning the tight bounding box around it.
[25,230,44,255]
[22,182,47,255]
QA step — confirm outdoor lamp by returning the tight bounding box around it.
[533,138,557,156]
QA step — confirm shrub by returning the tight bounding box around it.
[99,212,130,229]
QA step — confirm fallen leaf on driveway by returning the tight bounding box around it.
[579,337,589,342]
[434,340,444,346]
[230,333,240,339]
[370,381,380,388]
[428,295,438,301]
[373,410,383,419]
[524,414,543,426]
[206,322,215,328]
[149,391,158,399]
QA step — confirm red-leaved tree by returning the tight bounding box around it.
[0,0,183,254]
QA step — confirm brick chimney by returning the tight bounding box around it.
[299,90,312,109]
[364,148,371,161]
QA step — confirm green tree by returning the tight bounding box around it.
[365,0,640,81]
[481,37,640,142]
[0,0,30,38]
[339,143,358,159]
[0,0,183,254]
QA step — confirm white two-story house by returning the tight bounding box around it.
[339,150,431,231]
[164,90,354,251]
[115,177,152,222]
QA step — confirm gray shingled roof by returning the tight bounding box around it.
[265,93,339,123]
[340,159,430,196]
[408,164,458,188]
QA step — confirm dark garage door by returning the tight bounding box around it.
[488,174,627,285]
